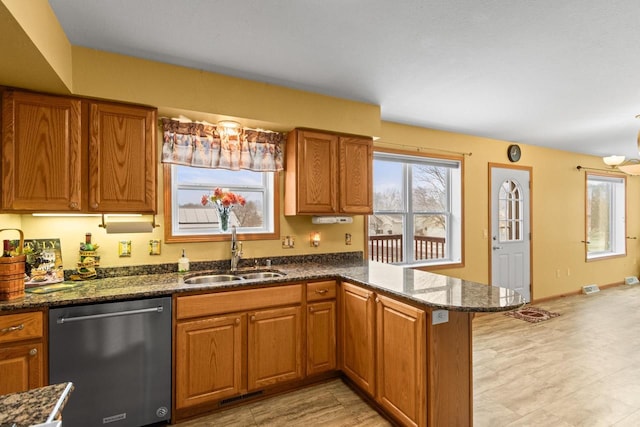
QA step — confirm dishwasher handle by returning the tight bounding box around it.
[57,306,164,324]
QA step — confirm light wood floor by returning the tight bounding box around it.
[176,284,640,426]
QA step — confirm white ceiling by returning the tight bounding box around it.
[48,0,640,158]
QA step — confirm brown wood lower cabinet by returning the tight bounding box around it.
[248,306,303,390]
[0,311,45,395]
[376,294,426,427]
[175,314,243,409]
[174,281,472,426]
[174,285,304,418]
[340,281,375,395]
[307,300,336,376]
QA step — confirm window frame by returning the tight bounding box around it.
[585,172,627,261]
[163,164,280,243]
[368,148,464,268]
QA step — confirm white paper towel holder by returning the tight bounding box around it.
[98,214,159,234]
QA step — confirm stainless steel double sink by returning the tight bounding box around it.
[183,270,285,285]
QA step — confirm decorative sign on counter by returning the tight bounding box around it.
[17,238,65,287]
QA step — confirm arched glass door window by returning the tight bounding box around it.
[498,179,523,242]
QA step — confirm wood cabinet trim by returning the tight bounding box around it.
[0,311,43,344]
[176,284,303,320]
[306,280,337,301]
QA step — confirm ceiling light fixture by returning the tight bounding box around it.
[602,155,626,167]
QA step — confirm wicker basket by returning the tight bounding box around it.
[0,228,25,300]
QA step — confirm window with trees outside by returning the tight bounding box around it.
[164,164,278,242]
[368,151,462,266]
[586,173,626,260]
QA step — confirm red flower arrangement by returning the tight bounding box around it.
[201,187,246,208]
[201,188,246,232]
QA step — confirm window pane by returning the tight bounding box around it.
[176,166,263,186]
[370,151,462,266]
[412,165,447,212]
[587,180,612,252]
[373,159,404,211]
[172,165,273,236]
[498,179,523,242]
[413,214,446,261]
[368,214,404,263]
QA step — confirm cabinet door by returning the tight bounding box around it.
[307,300,336,376]
[175,314,243,409]
[88,102,156,212]
[339,136,373,214]
[2,90,82,211]
[248,305,302,390]
[290,130,338,214]
[376,294,426,427]
[0,342,43,395]
[340,282,375,395]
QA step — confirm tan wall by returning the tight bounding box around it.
[378,122,640,300]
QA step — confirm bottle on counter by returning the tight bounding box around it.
[2,240,11,257]
[178,249,190,273]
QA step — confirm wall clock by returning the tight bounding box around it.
[507,144,521,162]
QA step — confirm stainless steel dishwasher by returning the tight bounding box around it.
[49,297,172,427]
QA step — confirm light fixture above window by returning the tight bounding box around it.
[217,120,242,137]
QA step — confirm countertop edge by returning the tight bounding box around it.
[0,263,525,313]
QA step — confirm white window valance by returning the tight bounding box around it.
[161,118,285,172]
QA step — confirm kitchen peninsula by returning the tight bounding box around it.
[0,260,524,427]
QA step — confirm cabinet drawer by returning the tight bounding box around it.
[307,280,337,301]
[0,311,43,344]
[177,284,303,320]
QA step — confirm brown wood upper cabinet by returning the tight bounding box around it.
[1,89,157,213]
[88,102,156,212]
[284,129,373,215]
[1,90,83,211]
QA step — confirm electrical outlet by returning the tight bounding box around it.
[432,309,449,325]
[345,233,352,245]
[281,235,295,249]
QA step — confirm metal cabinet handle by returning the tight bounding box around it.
[1,324,24,333]
[29,348,38,356]
[492,246,503,250]
[69,202,78,209]
[314,289,328,295]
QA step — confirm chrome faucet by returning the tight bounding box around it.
[230,225,242,272]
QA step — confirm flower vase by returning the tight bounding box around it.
[218,209,230,232]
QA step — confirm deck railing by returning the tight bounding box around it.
[369,234,445,263]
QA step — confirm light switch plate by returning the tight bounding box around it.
[432,309,449,325]
[118,240,131,257]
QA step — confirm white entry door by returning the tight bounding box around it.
[490,166,531,302]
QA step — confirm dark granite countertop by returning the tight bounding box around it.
[0,261,524,313]
[0,382,73,427]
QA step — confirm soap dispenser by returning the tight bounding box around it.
[178,249,190,272]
